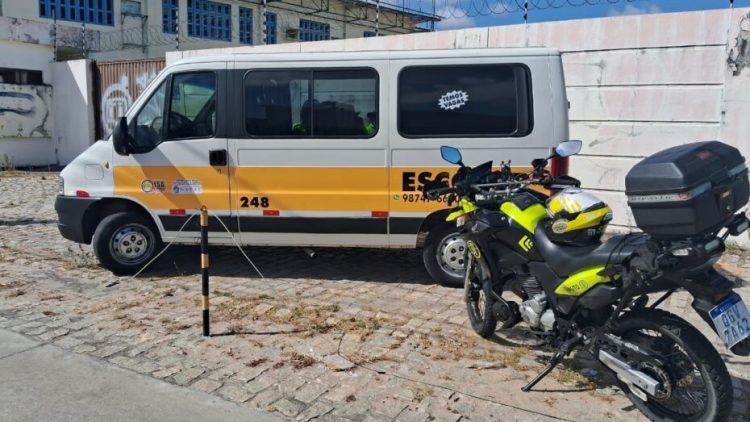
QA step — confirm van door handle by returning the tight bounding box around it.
[209,149,227,166]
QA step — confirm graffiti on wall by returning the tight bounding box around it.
[100,70,158,135]
[0,83,53,138]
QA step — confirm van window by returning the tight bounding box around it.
[244,69,377,138]
[132,80,167,150]
[398,64,532,138]
[167,72,217,139]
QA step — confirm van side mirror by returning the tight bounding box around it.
[113,116,133,156]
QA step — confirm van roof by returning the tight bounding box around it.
[170,47,560,67]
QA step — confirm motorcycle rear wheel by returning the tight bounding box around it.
[611,309,732,422]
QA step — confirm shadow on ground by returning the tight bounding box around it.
[141,244,436,285]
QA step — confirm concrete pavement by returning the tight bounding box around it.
[0,328,281,422]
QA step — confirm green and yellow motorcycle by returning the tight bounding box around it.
[426,140,750,421]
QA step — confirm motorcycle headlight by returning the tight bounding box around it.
[58,176,64,195]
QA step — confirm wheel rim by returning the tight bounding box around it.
[437,233,467,277]
[109,223,155,265]
[621,328,710,419]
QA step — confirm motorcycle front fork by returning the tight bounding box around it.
[463,254,475,303]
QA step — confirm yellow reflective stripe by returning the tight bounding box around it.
[555,266,610,296]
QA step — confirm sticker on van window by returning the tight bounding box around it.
[141,179,166,194]
[172,179,203,195]
[438,90,469,110]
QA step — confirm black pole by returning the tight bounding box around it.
[200,206,210,337]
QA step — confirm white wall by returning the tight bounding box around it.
[52,59,96,165]
[169,7,750,247]
[0,14,96,167]
[0,40,56,167]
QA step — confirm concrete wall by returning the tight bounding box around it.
[0,31,56,167]
[52,60,96,165]
[169,7,750,247]
[0,16,95,167]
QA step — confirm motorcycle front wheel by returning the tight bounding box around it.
[611,309,733,422]
[465,258,498,339]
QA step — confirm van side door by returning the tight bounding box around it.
[112,62,232,241]
[228,61,389,247]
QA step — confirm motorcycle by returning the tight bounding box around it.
[425,140,750,421]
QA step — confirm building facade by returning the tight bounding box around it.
[0,0,438,60]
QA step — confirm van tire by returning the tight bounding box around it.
[92,211,163,275]
[422,222,466,287]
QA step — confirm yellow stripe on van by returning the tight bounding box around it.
[232,167,388,212]
[114,165,541,215]
[114,166,231,210]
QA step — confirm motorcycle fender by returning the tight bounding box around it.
[677,270,750,356]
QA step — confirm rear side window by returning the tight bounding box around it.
[398,64,532,138]
[244,68,378,138]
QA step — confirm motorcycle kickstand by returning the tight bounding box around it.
[521,335,582,392]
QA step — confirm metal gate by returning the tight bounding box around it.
[93,58,165,139]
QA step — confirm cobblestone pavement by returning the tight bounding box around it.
[1,172,749,421]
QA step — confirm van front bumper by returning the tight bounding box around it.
[55,195,98,244]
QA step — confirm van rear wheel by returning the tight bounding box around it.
[423,222,466,287]
[92,211,162,275]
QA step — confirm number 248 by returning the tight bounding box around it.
[240,196,269,208]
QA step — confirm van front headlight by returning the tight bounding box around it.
[58,176,64,195]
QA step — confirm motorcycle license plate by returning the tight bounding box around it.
[710,294,750,349]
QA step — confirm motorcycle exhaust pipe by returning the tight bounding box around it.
[598,349,660,397]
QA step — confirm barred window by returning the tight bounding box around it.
[299,19,330,42]
[239,7,253,45]
[162,0,179,34]
[265,12,277,44]
[39,0,114,26]
[187,0,231,42]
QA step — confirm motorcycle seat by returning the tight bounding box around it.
[534,223,648,277]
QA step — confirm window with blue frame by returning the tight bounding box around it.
[163,0,179,34]
[39,0,114,26]
[187,0,231,42]
[239,7,253,45]
[265,12,277,44]
[299,19,330,42]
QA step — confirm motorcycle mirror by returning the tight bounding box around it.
[555,140,583,158]
[440,146,463,166]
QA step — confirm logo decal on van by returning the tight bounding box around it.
[438,90,469,110]
[172,179,203,195]
[141,179,165,194]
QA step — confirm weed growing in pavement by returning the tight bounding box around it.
[246,358,268,367]
[0,154,19,177]
[288,352,317,369]
[63,245,98,270]
[213,295,387,340]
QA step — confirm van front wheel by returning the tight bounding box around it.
[423,223,466,287]
[92,211,163,275]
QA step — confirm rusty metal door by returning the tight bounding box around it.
[93,58,165,139]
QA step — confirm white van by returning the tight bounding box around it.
[55,48,570,285]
